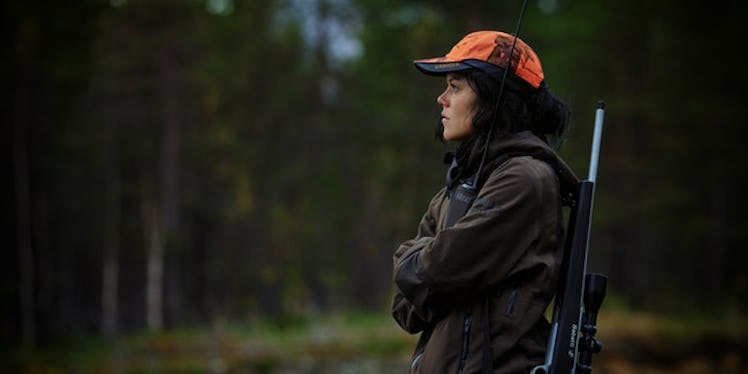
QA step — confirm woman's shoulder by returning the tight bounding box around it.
[482,155,559,198]
[490,154,557,182]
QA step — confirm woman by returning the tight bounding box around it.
[391,30,578,373]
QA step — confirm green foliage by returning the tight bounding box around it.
[4,311,747,373]
[3,312,417,372]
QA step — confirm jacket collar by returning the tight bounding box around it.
[446,131,578,198]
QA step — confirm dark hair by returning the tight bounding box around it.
[436,69,570,149]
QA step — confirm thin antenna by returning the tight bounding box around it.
[473,0,529,185]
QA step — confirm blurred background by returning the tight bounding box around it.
[3,0,747,372]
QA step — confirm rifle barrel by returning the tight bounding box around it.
[588,101,605,182]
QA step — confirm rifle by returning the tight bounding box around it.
[532,101,608,374]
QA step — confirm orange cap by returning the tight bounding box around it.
[414,30,544,89]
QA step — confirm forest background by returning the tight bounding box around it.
[3,0,747,372]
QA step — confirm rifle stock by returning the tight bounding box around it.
[532,102,607,374]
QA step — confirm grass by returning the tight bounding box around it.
[4,310,747,373]
[4,311,418,373]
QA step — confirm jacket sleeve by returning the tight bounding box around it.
[391,190,443,333]
[394,157,560,314]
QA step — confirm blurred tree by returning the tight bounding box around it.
[2,0,107,346]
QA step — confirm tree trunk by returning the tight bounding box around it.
[13,90,35,346]
[157,31,181,328]
[102,167,121,337]
[141,17,182,332]
[142,199,164,332]
[13,21,35,345]
[159,42,179,239]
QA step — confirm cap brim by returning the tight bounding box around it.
[414,58,539,94]
[413,58,472,76]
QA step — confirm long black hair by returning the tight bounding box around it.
[436,68,570,149]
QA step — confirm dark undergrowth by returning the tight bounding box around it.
[3,310,747,373]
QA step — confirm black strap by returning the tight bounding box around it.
[482,298,492,373]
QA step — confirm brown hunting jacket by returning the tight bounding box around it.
[392,131,577,373]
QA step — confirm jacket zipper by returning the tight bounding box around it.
[456,312,472,374]
[410,351,423,373]
[505,288,518,316]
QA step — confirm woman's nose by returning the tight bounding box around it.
[437,90,447,106]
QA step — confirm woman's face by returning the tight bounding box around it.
[437,73,477,141]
